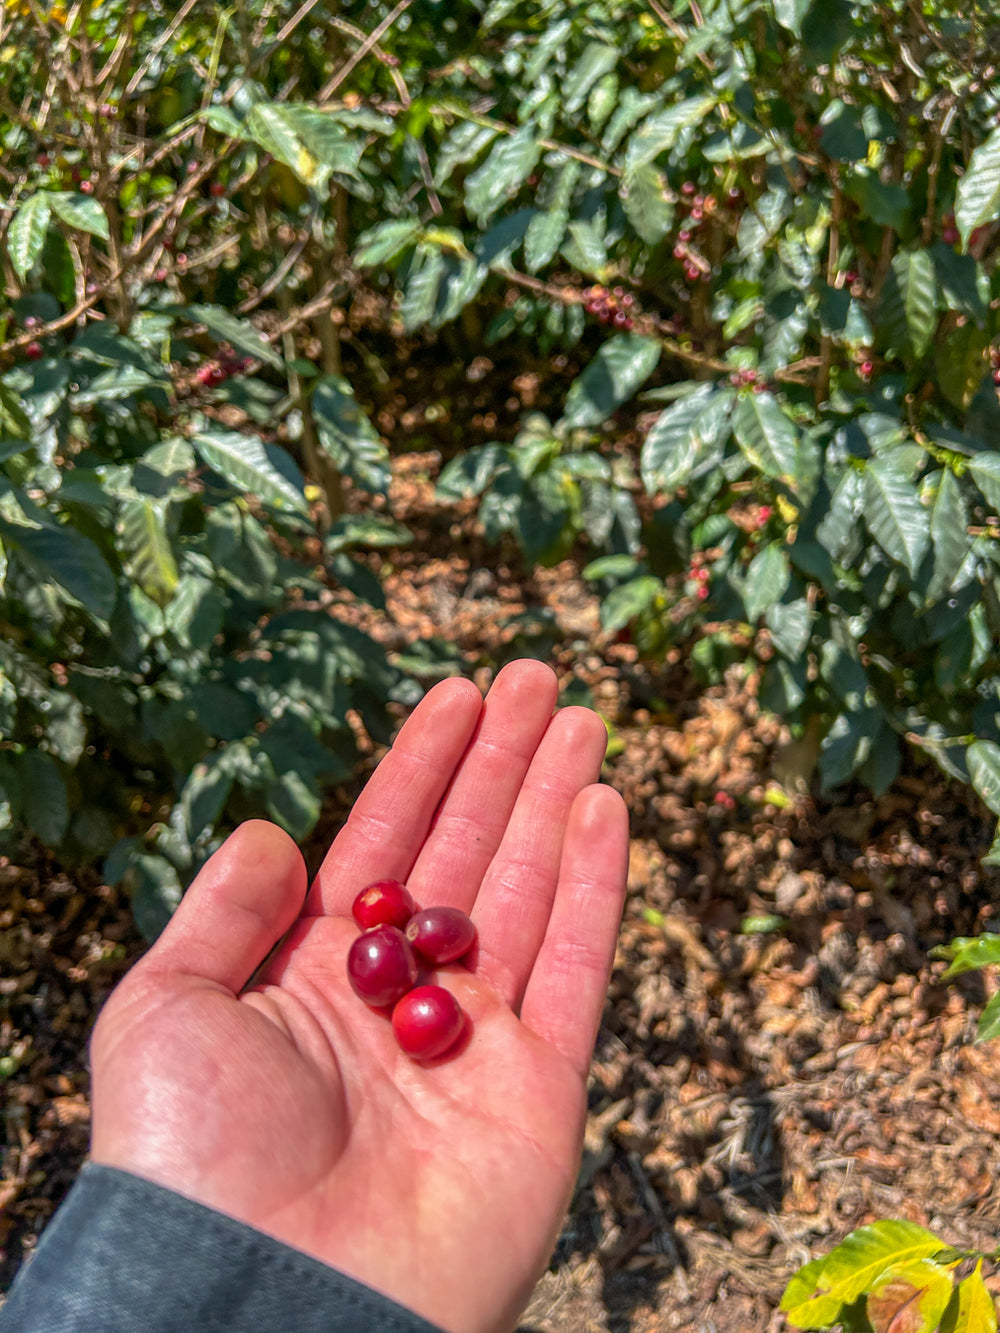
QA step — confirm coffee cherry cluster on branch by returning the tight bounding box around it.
[582,285,636,330]
[346,879,475,1061]
[195,350,250,387]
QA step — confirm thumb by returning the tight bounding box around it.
[140,820,308,994]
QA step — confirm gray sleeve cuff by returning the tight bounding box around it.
[0,1162,447,1333]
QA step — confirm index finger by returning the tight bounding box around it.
[305,674,484,916]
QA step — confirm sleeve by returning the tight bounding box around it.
[0,1162,447,1333]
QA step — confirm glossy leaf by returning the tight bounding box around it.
[968,740,1000,816]
[956,127,1000,247]
[940,1261,998,1332]
[878,250,938,360]
[863,456,930,577]
[192,428,309,515]
[20,749,69,847]
[641,385,731,491]
[187,304,283,369]
[867,1258,954,1333]
[311,376,390,495]
[464,124,541,225]
[8,193,51,280]
[743,542,791,623]
[561,334,661,429]
[48,190,110,238]
[116,498,179,608]
[732,391,799,482]
[781,1221,947,1327]
[620,164,674,245]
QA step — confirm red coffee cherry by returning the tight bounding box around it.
[405,906,477,965]
[392,985,465,1060]
[346,925,418,1008]
[352,879,417,931]
[25,341,44,360]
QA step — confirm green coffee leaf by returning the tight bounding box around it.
[926,468,971,604]
[265,767,322,842]
[819,707,882,788]
[976,991,1000,1045]
[186,304,283,369]
[180,752,236,843]
[863,456,930,577]
[563,43,618,115]
[956,127,1000,248]
[433,121,498,187]
[772,0,815,37]
[48,191,110,238]
[8,193,51,280]
[968,739,1000,816]
[645,383,730,493]
[743,542,791,623]
[117,498,179,608]
[311,375,390,495]
[937,322,988,411]
[867,1258,954,1333]
[354,219,421,269]
[400,246,446,331]
[967,454,1000,513]
[0,515,116,619]
[599,575,661,633]
[732,391,799,482]
[625,97,716,172]
[20,749,69,847]
[123,852,183,941]
[524,209,568,272]
[620,164,674,245]
[933,932,1000,980]
[878,250,938,360]
[192,428,309,515]
[561,334,661,429]
[464,124,541,225]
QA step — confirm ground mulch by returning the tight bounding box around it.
[3,447,1000,1332]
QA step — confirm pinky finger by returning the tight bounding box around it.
[518,783,629,1080]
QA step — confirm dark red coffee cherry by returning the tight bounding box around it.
[346,925,418,1008]
[392,985,465,1060]
[352,879,417,931]
[405,907,477,965]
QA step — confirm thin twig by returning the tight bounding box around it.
[317,0,414,101]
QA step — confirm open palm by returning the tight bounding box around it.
[90,660,629,1333]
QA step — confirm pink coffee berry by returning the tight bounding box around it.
[405,906,477,965]
[392,985,465,1060]
[352,878,417,931]
[346,925,418,1008]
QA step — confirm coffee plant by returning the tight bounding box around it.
[0,0,997,886]
[3,0,1000,1319]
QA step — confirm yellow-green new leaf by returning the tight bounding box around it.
[117,498,179,608]
[941,1262,997,1333]
[867,1258,954,1333]
[783,1221,946,1325]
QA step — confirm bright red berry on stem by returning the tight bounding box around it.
[209,181,226,198]
[352,879,417,931]
[347,925,418,1008]
[405,906,477,965]
[392,985,465,1060]
[25,341,43,360]
[696,585,709,602]
[79,180,94,194]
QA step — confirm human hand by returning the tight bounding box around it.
[90,660,629,1333]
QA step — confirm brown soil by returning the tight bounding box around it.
[3,449,1000,1331]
